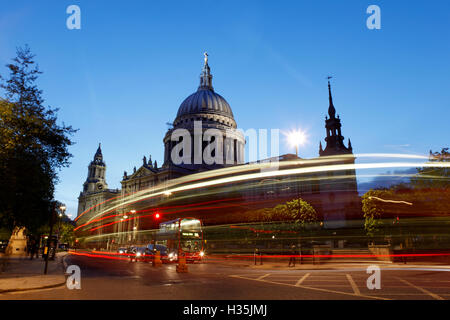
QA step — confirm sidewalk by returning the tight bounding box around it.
[0,252,67,293]
[205,254,450,271]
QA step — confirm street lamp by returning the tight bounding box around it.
[286,129,307,156]
[58,205,66,245]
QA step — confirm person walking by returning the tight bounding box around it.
[33,240,40,259]
[29,239,36,260]
[288,244,296,267]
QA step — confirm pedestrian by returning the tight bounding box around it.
[288,244,296,267]
[29,239,36,260]
[34,240,40,259]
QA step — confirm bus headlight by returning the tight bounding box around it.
[199,251,204,257]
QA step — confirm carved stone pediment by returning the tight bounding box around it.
[129,166,156,179]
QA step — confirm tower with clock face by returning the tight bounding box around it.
[83,143,108,193]
[77,144,119,219]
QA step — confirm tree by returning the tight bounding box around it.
[0,45,76,233]
[411,148,449,189]
[265,198,318,226]
[59,222,75,246]
[362,188,414,239]
[362,189,392,238]
[222,198,318,226]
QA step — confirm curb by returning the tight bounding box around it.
[0,280,66,294]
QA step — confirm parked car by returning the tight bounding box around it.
[127,246,152,262]
[146,244,172,263]
[58,243,69,251]
[117,247,127,254]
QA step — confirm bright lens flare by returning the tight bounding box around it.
[286,129,306,148]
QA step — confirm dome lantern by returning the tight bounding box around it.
[173,53,236,127]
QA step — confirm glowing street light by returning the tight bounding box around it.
[58,205,66,218]
[59,205,66,216]
[286,129,307,156]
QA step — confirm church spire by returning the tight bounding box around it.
[93,143,104,165]
[199,52,213,90]
[320,78,353,157]
[82,143,108,193]
[327,77,336,119]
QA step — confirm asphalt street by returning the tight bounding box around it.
[2,254,450,300]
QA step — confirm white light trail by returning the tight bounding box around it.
[80,160,450,227]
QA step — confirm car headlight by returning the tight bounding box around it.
[199,251,204,257]
[136,252,141,257]
[168,253,174,258]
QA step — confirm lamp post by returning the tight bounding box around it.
[59,205,66,239]
[44,202,56,274]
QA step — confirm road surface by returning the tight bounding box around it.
[2,254,450,300]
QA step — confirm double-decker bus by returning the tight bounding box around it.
[156,217,204,262]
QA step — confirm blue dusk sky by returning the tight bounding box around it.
[1,1,449,216]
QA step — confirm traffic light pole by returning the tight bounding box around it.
[44,202,56,275]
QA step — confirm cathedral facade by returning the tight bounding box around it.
[77,56,360,235]
[119,54,245,196]
[78,54,246,220]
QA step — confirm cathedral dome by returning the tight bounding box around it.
[173,53,236,128]
[163,53,245,171]
[176,88,234,120]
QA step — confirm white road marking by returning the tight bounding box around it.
[229,275,390,300]
[295,273,310,286]
[397,278,444,300]
[257,273,270,280]
[346,274,361,295]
